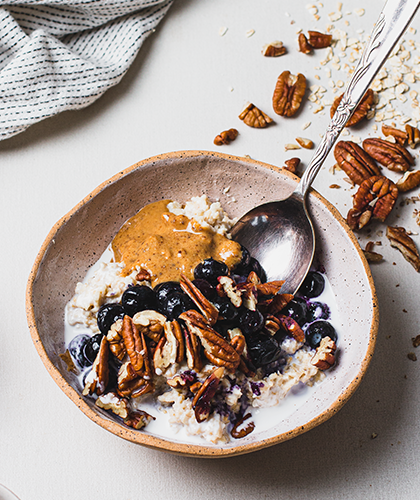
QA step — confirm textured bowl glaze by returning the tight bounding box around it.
[26,151,378,457]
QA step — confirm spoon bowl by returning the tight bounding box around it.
[231,0,420,294]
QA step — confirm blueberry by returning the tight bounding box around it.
[83,333,104,364]
[237,245,251,269]
[298,271,325,298]
[279,298,308,326]
[121,285,157,316]
[307,301,330,323]
[97,303,125,335]
[213,320,238,338]
[193,258,228,286]
[235,257,267,283]
[154,281,183,304]
[238,308,264,335]
[247,333,282,367]
[305,320,337,349]
[192,279,216,300]
[159,292,195,320]
[212,295,239,321]
[68,334,91,368]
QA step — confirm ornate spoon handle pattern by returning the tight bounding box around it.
[295,0,420,198]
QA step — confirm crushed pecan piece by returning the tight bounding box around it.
[272,70,307,117]
[217,276,242,308]
[107,319,126,360]
[239,103,273,128]
[95,392,129,419]
[182,322,202,372]
[296,137,313,149]
[153,321,181,374]
[382,124,408,145]
[298,33,312,54]
[283,157,300,174]
[276,315,305,342]
[132,310,166,343]
[405,124,420,149]
[192,367,224,423]
[334,141,381,185]
[347,175,398,231]
[386,226,420,272]
[363,242,383,263]
[363,138,414,173]
[59,350,78,374]
[311,336,336,370]
[330,89,374,126]
[308,30,332,48]
[231,413,255,439]
[264,315,281,336]
[135,267,152,282]
[262,41,286,57]
[396,170,420,192]
[124,410,155,429]
[214,128,238,146]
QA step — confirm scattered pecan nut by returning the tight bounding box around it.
[283,157,300,174]
[330,89,374,126]
[405,124,420,149]
[386,226,420,272]
[382,124,407,145]
[272,70,307,117]
[262,41,286,57]
[239,103,273,128]
[347,175,398,231]
[396,170,420,192]
[307,30,332,48]
[214,128,238,146]
[296,137,313,149]
[311,336,336,370]
[334,140,381,185]
[363,138,414,173]
[298,33,312,54]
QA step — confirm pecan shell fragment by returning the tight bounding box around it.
[273,70,307,117]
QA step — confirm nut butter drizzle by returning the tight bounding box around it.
[111,199,242,286]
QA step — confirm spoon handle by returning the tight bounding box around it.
[295,0,420,199]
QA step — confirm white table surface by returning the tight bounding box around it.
[1,1,420,499]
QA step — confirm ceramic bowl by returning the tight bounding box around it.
[26,151,378,457]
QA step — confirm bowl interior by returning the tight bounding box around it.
[27,151,378,457]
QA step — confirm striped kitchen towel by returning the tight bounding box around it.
[0,0,173,140]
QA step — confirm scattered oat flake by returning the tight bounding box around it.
[354,8,365,16]
[246,29,255,38]
[301,121,311,130]
[371,433,378,439]
[219,26,228,36]
[285,143,301,151]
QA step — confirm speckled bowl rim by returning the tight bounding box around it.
[26,150,379,458]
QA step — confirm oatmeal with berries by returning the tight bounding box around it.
[64,195,338,444]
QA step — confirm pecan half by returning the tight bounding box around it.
[405,124,420,149]
[382,124,407,145]
[132,310,166,343]
[218,276,242,308]
[180,274,219,325]
[396,170,420,192]
[239,103,273,128]
[214,128,238,146]
[231,413,255,439]
[107,319,126,360]
[273,71,307,117]
[182,322,202,372]
[330,89,374,126]
[334,141,381,185]
[82,336,109,396]
[180,310,240,372]
[153,321,181,374]
[124,410,155,429]
[347,175,398,230]
[363,138,414,173]
[121,315,144,372]
[276,315,305,342]
[298,33,312,54]
[386,226,420,272]
[192,367,224,423]
[262,41,286,57]
[311,336,336,370]
[308,30,332,48]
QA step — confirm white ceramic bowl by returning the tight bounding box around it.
[26,151,378,457]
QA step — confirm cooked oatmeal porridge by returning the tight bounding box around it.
[64,195,339,444]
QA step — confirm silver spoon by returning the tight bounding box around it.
[231,0,420,294]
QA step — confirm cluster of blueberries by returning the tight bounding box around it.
[69,250,337,376]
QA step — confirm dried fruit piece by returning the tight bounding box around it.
[405,124,420,149]
[273,70,307,117]
[298,33,312,54]
[239,103,273,128]
[214,128,238,146]
[262,41,286,57]
[396,170,420,192]
[334,141,380,185]
[382,124,408,145]
[347,175,398,230]
[363,138,414,173]
[330,89,374,126]
[307,30,332,48]
[386,226,420,272]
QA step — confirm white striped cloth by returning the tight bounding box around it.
[0,0,173,140]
